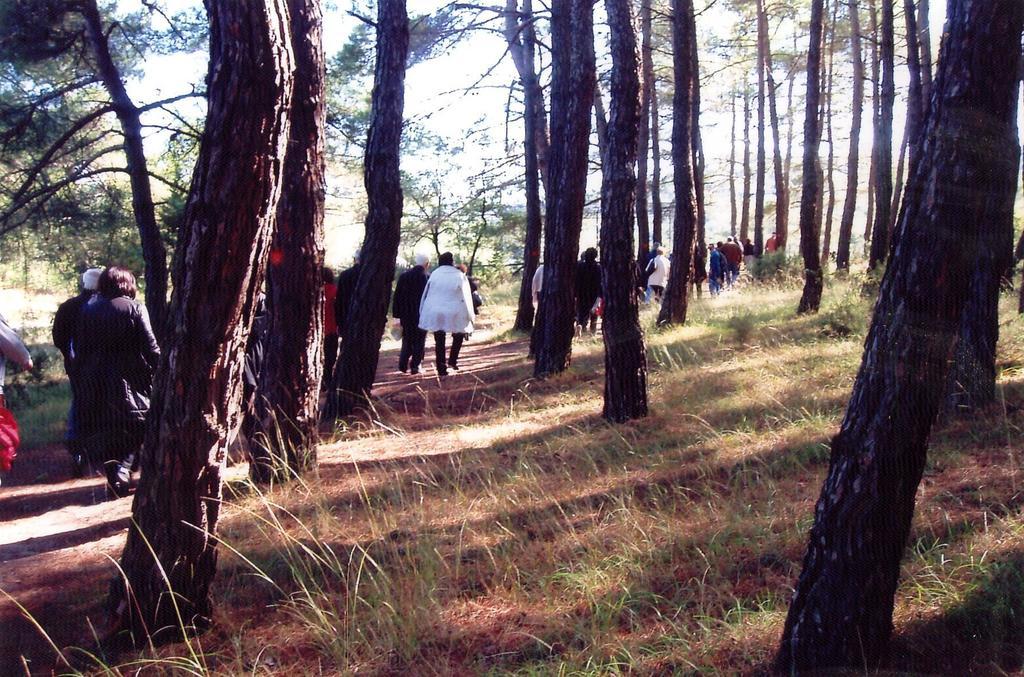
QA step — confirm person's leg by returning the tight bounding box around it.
[449,333,465,369]
[434,331,447,375]
[411,328,427,373]
[398,321,412,372]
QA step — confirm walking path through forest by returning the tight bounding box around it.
[0,332,531,674]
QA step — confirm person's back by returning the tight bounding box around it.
[648,254,670,287]
[710,248,725,276]
[723,241,743,266]
[393,264,429,323]
[334,263,361,329]
[575,256,602,308]
[419,265,474,334]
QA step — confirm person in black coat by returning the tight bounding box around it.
[574,247,602,335]
[334,255,361,333]
[392,253,430,374]
[52,267,102,477]
[75,266,160,498]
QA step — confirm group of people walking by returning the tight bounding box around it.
[53,266,160,497]
[328,252,480,379]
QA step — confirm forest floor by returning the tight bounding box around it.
[2,278,1024,675]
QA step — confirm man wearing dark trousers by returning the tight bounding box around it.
[392,253,430,374]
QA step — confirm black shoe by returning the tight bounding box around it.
[410,368,421,375]
[106,462,131,500]
[448,363,459,372]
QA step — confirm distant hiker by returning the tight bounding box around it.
[743,238,756,271]
[334,253,361,339]
[532,263,544,307]
[721,237,743,286]
[52,267,102,477]
[642,242,660,302]
[765,232,778,254]
[75,267,159,499]
[646,247,671,303]
[709,243,726,296]
[242,293,269,476]
[458,264,485,315]
[575,247,602,335]
[0,313,31,483]
[322,267,338,383]
[419,252,474,377]
[392,254,430,374]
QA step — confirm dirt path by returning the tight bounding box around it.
[0,332,531,675]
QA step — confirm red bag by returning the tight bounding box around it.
[0,405,20,473]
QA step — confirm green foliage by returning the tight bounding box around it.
[747,252,803,282]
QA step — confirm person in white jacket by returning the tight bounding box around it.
[0,313,33,406]
[645,247,671,302]
[418,252,474,376]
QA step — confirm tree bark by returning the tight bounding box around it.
[510,0,547,333]
[776,2,1023,668]
[656,0,697,326]
[867,0,894,271]
[740,71,752,244]
[532,0,594,376]
[111,0,294,635]
[754,12,767,256]
[759,0,789,252]
[691,20,707,286]
[651,63,664,246]
[820,0,837,270]
[601,0,647,423]
[729,92,738,238]
[836,0,864,271]
[251,0,326,483]
[635,0,653,261]
[328,0,409,416]
[903,0,925,181]
[863,0,880,255]
[797,0,825,314]
[917,0,932,106]
[80,0,168,337]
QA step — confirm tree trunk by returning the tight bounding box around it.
[759,0,789,252]
[251,0,326,483]
[867,0,894,271]
[776,2,1023,668]
[862,0,880,256]
[594,79,609,162]
[80,0,168,337]
[635,0,654,261]
[836,0,863,271]
[797,0,825,315]
[820,1,837,270]
[691,22,707,285]
[651,65,664,246]
[740,71,752,244]
[754,12,767,256]
[917,0,932,106]
[532,0,594,376]
[510,0,546,333]
[328,0,409,416]
[903,0,925,180]
[601,0,647,423]
[729,92,738,238]
[784,27,797,227]
[656,0,697,326]
[110,0,294,635]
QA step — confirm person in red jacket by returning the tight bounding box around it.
[322,267,338,382]
[721,237,744,286]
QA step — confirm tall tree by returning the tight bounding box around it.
[776,1,1023,667]
[691,15,707,288]
[532,0,594,376]
[251,0,326,482]
[656,0,697,326]
[740,71,752,243]
[754,11,767,256]
[917,0,933,104]
[759,0,789,251]
[509,0,549,332]
[328,0,409,417]
[111,0,294,633]
[650,57,664,246]
[797,0,825,314]
[600,0,647,423]
[0,0,197,334]
[729,91,738,237]
[820,0,838,268]
[867,0,894,270]
[635,0,654,261]
[903,0,925,179]
[836,0,864,271]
